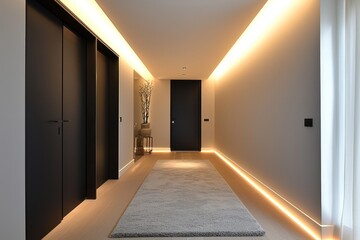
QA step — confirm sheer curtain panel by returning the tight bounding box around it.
[320,0,360,239]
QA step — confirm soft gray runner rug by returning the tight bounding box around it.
[110,160,265,238]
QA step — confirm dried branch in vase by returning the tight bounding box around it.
[139,79,153,124]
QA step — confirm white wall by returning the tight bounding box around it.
[214,0,321,221]
[202,78,215,150]
[0,0,26,239]
[150,79,171,149]
[119,59,134,169]
[150,79,215,150]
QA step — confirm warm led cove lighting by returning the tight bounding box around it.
[201,149,215,153]
[152,148,171,153]
[209,0,302,80]
[57,0,154,81]
[214,151,322,240]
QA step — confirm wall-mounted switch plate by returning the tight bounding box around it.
[304,118,313,127]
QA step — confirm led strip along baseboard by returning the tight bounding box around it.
[152,148,171,153]
[213,150,334,240]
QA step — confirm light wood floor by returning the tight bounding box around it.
[44,152,311,240]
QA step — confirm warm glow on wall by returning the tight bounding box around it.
[209,0,304,80]
[57,0,154,81]
[213,151,326,240]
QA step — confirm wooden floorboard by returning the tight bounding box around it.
[44,152,311,240]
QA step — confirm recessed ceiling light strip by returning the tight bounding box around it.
[209,0,301,80]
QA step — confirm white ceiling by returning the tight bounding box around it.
[96,0,266,80]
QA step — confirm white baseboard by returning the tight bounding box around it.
[118,159,135,178]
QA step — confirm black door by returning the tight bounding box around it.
[170,80,201,151]
[26,2,88,238]
[26,1,63,239]
[62,26,86,216]
[96,50,110,188]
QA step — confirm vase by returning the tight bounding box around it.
[140,123,151,137]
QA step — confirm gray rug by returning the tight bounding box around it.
[110,160,265,238]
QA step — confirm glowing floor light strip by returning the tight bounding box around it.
[214,151,322,240]
[57,0,154,81]
[201,149,215,153]
[152,148,171,153]
[209,0,302,80]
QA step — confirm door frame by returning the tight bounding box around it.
[86,40,119,198]
[97,41,119,181]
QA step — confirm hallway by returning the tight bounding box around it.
[44,152,309,240]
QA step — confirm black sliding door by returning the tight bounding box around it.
[26,1,63,239]
[62,26,86,216]
[96,50,110,188]
[170,80,201,151]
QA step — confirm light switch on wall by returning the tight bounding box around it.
[304,118,313,127]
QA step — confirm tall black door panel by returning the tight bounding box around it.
[170,80,201,151]
[26,1,120,237]
[62,26,86,216]
[96,50,110,188]
[26,1,63,239]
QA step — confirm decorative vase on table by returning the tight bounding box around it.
[139,79,153,137]
[140,123,151,137]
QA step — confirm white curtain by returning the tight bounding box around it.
[321,0,360,239]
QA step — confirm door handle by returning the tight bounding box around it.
[171,121,175,124]
[47,121,61,135]
[48,120,71,123]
